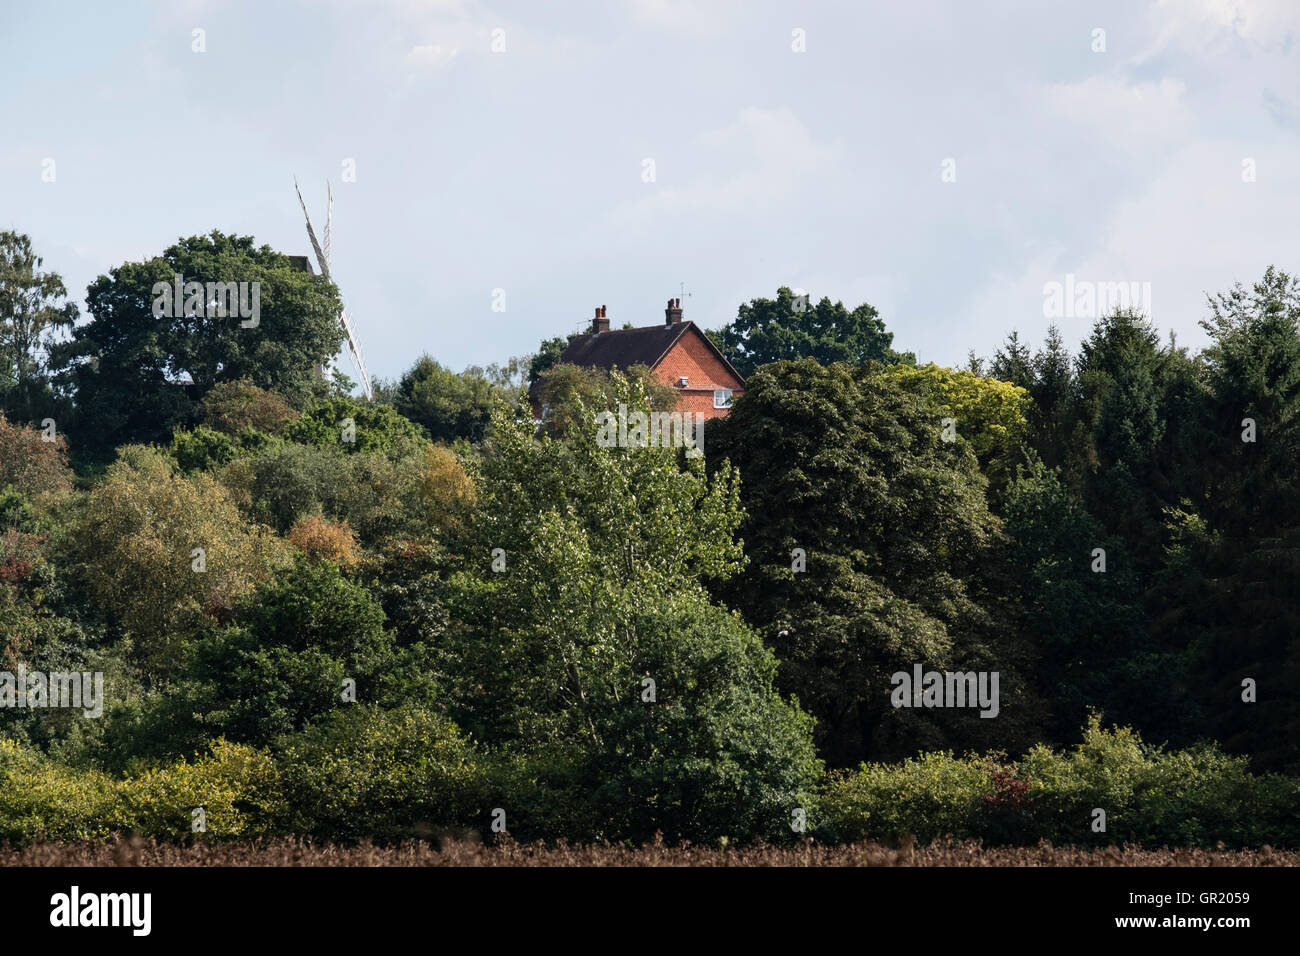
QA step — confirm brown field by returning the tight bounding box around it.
[2,836,1296,867]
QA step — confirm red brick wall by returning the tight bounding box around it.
[654,328,745,419]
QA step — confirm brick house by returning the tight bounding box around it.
[531,298,745,420]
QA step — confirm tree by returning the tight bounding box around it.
[437,380,821,841]
[1002,458,1176,744]
[533,362,677,440]
[0,414,74,502]
[1151,266,1300,772]
[196,379,299,436]
[74,445,290,669]
[134,557,404,755]
[393,355,499,443]
[706,358,1044,766]
[0,232,78,423]
[1073,309,1171,571]
[418,444,477,535]
[527,336,572,387]
[1027,325,1077,478]
[286,395,424,454]
[879,362,1031,500]
[714,286,913,377]
[990,331,1034,391]
[224,439,428,544]
[287,515,361,569]
[49,231,343,451]
[1198,266,1300,538]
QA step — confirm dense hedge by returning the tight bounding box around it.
[5,715,1296,848]
[821,716,1300,848]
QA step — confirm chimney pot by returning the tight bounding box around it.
[665,296,684,325]
[592,304,610,334]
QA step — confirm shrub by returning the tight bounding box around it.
[0,738,285,842]
[273,706,485,842]
[75,445,290,668]
[418,444,476,534]
[0,738,127,842]
[822,751,996,843]
[197,379,298,436]
[288,515,360,569]
[169,425,237,473]
[121,739,285,839]
[0,414,73,502]
[822,716,1300,848]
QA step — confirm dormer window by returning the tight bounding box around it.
[713,389,733,408]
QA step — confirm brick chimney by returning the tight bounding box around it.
[665,297,683,325]
[592,304,609,334]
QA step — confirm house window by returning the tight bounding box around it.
[713,389,733,408]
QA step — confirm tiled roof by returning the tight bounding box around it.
[557,322,693,371]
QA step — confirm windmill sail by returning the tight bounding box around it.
[294,179,372,399]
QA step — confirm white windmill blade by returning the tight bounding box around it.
[340,306,373,400]
[294,178,331,281]
[324,181,333,271]
[294,177,372,401]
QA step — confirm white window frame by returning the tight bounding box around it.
[713,389,733,408]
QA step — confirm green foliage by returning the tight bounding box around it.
[174,557,397,748]
[169,425,238,473]
[225,438,427,542]
[714,286,913,378]
[196,378,299,436]
[527,335,572,386]
[0,737,285,842]
[393,355,500,443]
[823,717,1300,847]
[50,231,343,451]
[438,380,820,842]
[273,706,484,842]
[7,264,1300,850]
[822,750,998,843]
[0,231,79,424]
[1002,458,1178,743]
[286,395,424,454]
[708,358,1043,766]
[74,445,290,669]
[879,362,1031,496]
[534,362,678,439]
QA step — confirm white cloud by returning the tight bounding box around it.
[625,0,744,35]
[1150,0,1300,48]
[408,43,459,64]
[1040,75,1191,153]
[610,107,837,227]
[961,140,1300,356]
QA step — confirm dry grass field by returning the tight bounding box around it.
[3,836,1295,867]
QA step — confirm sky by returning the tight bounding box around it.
[2,0,1298,387]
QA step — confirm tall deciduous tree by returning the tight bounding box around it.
[74,445,290,669]
[713,286,913,378]
[707,358,1044,766]
[50,231,343,452]
[438,376,821,841]
[0,232,78,423]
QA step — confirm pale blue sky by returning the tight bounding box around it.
[3,0,1298,387]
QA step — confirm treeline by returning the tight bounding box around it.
[0,229,1297,846]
